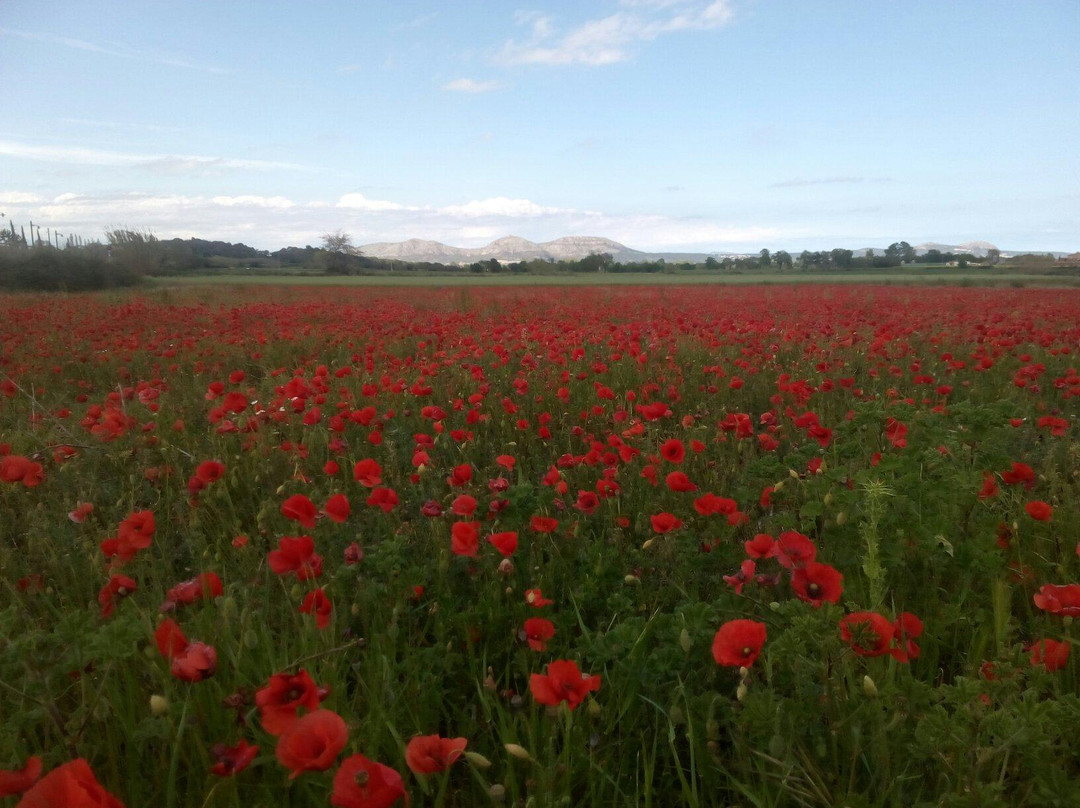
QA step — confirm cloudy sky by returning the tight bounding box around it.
[1,0,1077,252]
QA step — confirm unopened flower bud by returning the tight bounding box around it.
[465,751,492,769]
[679,628,692,653]
[150,695,169,716]
[863,675,878,698]
[736,682,748,701]
[504,743,533,762]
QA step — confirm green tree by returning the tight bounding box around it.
[759,248,772,269]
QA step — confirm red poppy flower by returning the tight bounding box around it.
[13,758,123,808]
[282,494,318,528]
[98,575,137,619]
[524,617,556,651]
[840,612,898,659]
[977,473,999,500]
[1029,638,1070,671]
[723,559,756,595]
[665,471,697,493]
[211,740,259,777]
[300,588,333,629]
[575,490,599,514]
[101,510,156,562]
[256,670,322,735]
[1024,501,1052,521]
[446,521,478,557]
[195,460,225,484]
[171,642,217,683]
[1033,584,1080,616]
[451,494,477,516]
[0,755,41,797]
[344,542,364,565]
[530,515,559,533]
[693,493,737,516]
[525,588,553,608]
[404,735,468,775]
[154,618,188,660]
[773,531,817,569]
[276,709,348,779]
[447,464,472,487]
[659,439,685,464]
[323,493,351,523]
[530,659,601,709]
[893,612,923,662]
[331,754,407,808]
[269,535,323,580]
[885,418,908,448]
[650,513,682,533]
[791,562,843,606]
[744,533,775,559]
[161,572,223,612]
[712,619,767,667]
[488,531,518,557]
[1001,462,1035,488]
[353,459,383,487]
[68,502,94,523]
[0,455,44,487]
[366,487,398,513]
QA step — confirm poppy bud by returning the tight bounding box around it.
[863,675,878,698]
[505,586,513,596]
[773,480,785,491]
[736,682,748,701]
[738,666,749,680]
[587,699,601,718]
[819,460,828,473]
[150,694,169,715]
[504,743,533,762]
[669,705,685,724]
[624,574,640,585]
[679,628,692,653]
[351,603,360,617]
[465,751,492,769]
[489,784,506,802]
[641,539,654,550]
[836,511,847,525]
[706,719,719,740]
[823,492,833,505]
[788,469,799,479]
[498,558,514,577]
[275,484,287,496]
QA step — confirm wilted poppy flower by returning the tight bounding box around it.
[1029,638,1070,671]
[404,734,467,775]
[276,709,348,779]
[282,494,318,528]
[269,535,323,580]
[68,502,94,523]
[523,617,556,651]
[650,513,682,533]
[1033,584,1080,616]
[331,754,407,808]
[98,575,137,618]
[256,670,322,735]
[530,659,601,709]
[791,562,843,606]
[488,531,518,557]
[977,473,999,500]
[840,611,917,662]
[893,612,924,662]
[0,755,41,797]
[211,740,259,777]
[300,588,333,629]
[13,758,123,807]
[343,542,364,565]
[712,619,767,667]
[723,559,756,595]
[1024,501,1052,521]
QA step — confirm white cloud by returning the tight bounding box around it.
[0,191,43,205]
[438,197,582,218]
[498,1,733,66]
[0,188,778,252]
[0,25,226,74]
[442,78,503,93]
[0,140,304,174]
[337,193,417,212]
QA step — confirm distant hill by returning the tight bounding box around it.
[358,235,732,264]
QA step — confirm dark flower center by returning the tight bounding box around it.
[742,646,752,656]
[808,583,821,596]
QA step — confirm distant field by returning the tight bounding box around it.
[154,270,1080,287]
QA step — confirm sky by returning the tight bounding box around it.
[1,0,1078,253]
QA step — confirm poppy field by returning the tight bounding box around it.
[1,284,1078,807]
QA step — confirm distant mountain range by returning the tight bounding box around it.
[358,236,1070,264]
[358,236,727,264]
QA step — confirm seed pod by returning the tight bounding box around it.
[504,743,533,762]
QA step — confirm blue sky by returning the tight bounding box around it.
[1,0,1077,252]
